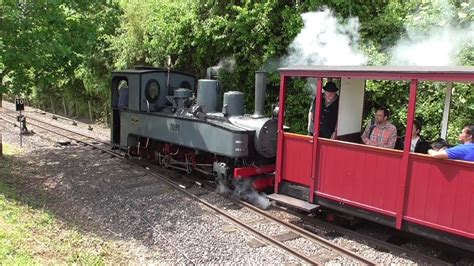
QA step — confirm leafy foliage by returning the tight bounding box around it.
[1,0,120,119]
[1,0,472,141]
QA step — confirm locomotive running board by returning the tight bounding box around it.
[267,194,319,212]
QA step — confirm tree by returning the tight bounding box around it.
[1,0,121,119]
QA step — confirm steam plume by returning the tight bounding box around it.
[282,8,367,66]
[210,57,236,74]
[390,1,473,66]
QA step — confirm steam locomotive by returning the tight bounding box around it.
[111,67,277,192]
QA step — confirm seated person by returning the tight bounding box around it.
[398,120,431,153]
[361,106,397,148]
[428,125,474,162]
[431,138,450,151]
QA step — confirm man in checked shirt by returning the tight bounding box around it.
[361,107,397,148]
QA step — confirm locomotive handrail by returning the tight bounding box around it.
[142,99,151,113]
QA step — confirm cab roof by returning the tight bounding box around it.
[112,67,195,78]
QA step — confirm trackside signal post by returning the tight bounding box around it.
[15,98,25,147]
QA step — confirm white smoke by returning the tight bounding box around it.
[390,1,474,66]
[283,8,367,66]
[232,178,271,210]
[216,179,231,194]
[210,57,236,73]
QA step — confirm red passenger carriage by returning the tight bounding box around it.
[269,66,474,251]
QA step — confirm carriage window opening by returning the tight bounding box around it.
[361,80,409,150]
[145,79,160,103]
[282,77,316,135]
[118,80,129,109]
[313,78,340,139]
[179,81,192,90]
[401,81,459,154]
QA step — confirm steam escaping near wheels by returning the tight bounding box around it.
[215,179,232,195]
[232,179,271,210]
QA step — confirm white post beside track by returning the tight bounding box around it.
[441,82,453,140]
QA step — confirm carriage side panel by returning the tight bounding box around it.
[316,140,402,216]
[280,133,313,186]
[405,157,474,238]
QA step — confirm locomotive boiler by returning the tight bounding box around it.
[111,67,277,190]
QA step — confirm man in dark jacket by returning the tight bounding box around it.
[399,120,431,154]
[308,81,339,138]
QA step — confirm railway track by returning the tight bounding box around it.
[1,107,110,147]
[1,107,374,264]
[0,105,458,265]
[165,167,455,265]
[278,207,455,265]
[141,163,376,265]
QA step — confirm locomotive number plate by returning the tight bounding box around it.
[170,123,180,132]
[130,116,140,125]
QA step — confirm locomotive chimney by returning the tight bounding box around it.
[252,70,267,118]
[206,67,219,80]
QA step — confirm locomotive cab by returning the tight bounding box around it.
[111,67,196,147]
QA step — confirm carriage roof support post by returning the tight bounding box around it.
[441,82,453,139]
[396,79,418,229]
[309,78,323,203]
[275,75,288,194]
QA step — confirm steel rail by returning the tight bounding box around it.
[2,104,78,122]
[238,200,377,265]
[294,213,453,266]
[0,109,110,147]
[0,116,16,127]
[1,110,119,158]
[135,160,378,264]
[137,163,325,265]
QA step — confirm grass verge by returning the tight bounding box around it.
[0,143,126,264]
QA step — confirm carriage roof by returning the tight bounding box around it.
[278,65,474,82]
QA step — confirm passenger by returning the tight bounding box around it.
[399,120,431,153]
[431,138,450,151]
[118,80,129,109]
[308,81,339,139]
[428,125,474,162]
[361,106,397,148]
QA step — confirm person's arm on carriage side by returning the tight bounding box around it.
[428,149,449,159]
[428,125,474,162]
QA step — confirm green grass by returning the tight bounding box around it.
[0,143,126,264]
[2,143,21,156]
